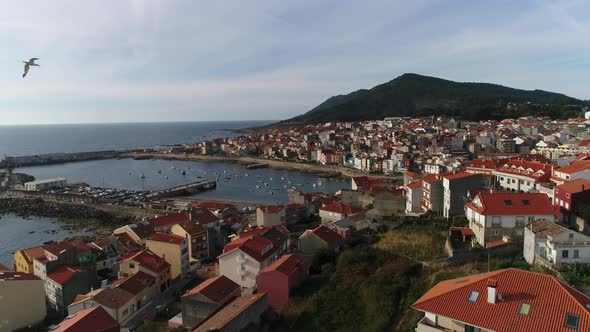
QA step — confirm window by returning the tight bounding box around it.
[504,200,513,206]
[468,290,479,302]
[519,302,531,316]
[569,234,575,239]
[122,309,128,317]
[516,216,525,227]
[522,200,530,206]
[565,314,579,329]
[492,216,501,227]
[129,263,135,269]
[563,250,569,258]
[574,250,579,258]
[512,179,516,184]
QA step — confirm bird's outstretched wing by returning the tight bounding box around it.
[23,63,29,77]
[29,58,39,66]
[29,58,38,62]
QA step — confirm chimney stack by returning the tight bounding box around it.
[487,279,498,304]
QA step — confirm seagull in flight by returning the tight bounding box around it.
[22,58,39,78]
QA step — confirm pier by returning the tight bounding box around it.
[146,179,217,199]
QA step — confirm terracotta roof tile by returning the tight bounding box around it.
[149,232,185,246]
[112,271,155,295]
[120,249,170,274]
[466,192,554,216]
[149,212,189,227]
[261,254,306,276]
[413,269,590,332]
[51,306,118,332]
[47,265,85,285]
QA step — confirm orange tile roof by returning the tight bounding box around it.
[443,172,478,181]
[413,268,590,332]
[466,192,554,216]
[406,180,423,189]
[556,179,590,194]
[19,246,45,265]
[261,254,306,276]
[220,235,276,262]
[554,160,590,175]
[47,265,85,285]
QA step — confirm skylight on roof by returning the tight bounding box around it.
[522,200,531,206]
[565,313,579,329]
[454,279,469,284]
[468,290,479,303]
[518,302,531,316]
[504,200,513,206]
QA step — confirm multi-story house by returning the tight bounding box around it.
[45,265,92,313]
[217,235,279,293]
[443,172,484,219]
[13,245,45,274]
[118,249,171,292]
[112,271,158,311]
[68,287,137,325]
[550,160,590,185]
[421,174,444,215]
[412,268,590,332]
[171,222,209,263]
[553,178,590,224]
[0,272,46,331]
[524,219,590,268]
[465,192,555,247]
[405,180,423,215]
[256,254,308,309]
[145,232,189,279]
[493,160,552,193]
[319,202,364,223]
[193,293,268,332]
[181,275,241,329]
[256,206,286,227]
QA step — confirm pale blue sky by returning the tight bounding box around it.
[1,0,589,124]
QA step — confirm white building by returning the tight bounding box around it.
[218,235,278,294]
[492,160,552,193]
[405,181,423,215]
[24,177,67,191]
[524,219,590,268]
[465,192,555,247]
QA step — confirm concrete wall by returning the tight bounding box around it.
[0,279,46,331]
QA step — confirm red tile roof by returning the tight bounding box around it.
[494,160,553,181]
[47,265,84,285]
[319,202,364,215]
[413,268,590,332]
[406,180,423,190]
[220,235,276,262]
[258,205,286,214]
[449,227,475,237]
[262,254,306,276]
[149,232,185,246]
[71,287,135,309]
[468,159,503,170]
[121,249,170,274]
[51,306,118,332]
[0,271,40,281]
[305,225,343,246]
[554,160,590,175]
[443,172,478,181]
[112,271,155,295]
[465,192,554,216]
[183,275,240,302]
[190,207,221,225]
[149,212,189,227]
[555,179,590,194]
[19,246,45,265]
[44,241,74,256]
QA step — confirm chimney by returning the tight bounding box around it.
[487,279,498,304]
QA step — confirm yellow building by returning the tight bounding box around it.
[13,246,45,274]
[0,272,46,331]
[145,232,189,279]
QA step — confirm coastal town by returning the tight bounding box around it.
[2,114,590,331]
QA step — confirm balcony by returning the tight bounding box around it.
[416,317,452,332]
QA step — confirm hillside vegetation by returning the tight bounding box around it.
[283,73,586,123]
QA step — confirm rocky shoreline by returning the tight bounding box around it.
[0,198,134,235]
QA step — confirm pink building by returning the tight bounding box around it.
[256,254,308,309]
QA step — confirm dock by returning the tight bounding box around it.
[245,163,269,169]
[146,179,217,199]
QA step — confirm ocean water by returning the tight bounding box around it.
[0,121,270,157]
[0,214,92,267]
[17,158,351,204]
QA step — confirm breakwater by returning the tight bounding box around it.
[0,198,133,227]
[1,150,126,168]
